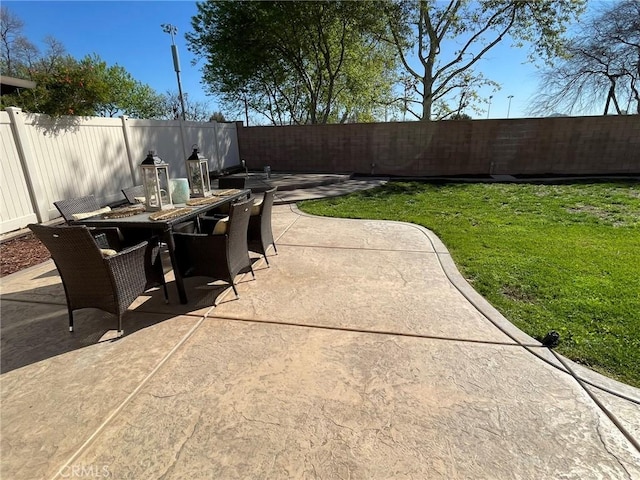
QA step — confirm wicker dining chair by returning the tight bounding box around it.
[55,194,153,247]
[172,197,255,304]
[28,224,168,336]
[248,186,278,265]
[121,185,145,204]
[53,195,123,249]
[54,195,106,223]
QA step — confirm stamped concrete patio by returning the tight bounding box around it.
[1,194,639,479]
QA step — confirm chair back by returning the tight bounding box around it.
[54,195,101,224]
[260,187,277,222]
[258,187,277,241]
[28,224,112,304]
[122,185,145,204]
[248,187,277,260]
[172,197,254,283]
[225,196,254,281]
[218,177,246,190]
[227,197,253,244]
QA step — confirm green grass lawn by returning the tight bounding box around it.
[299,181,640,388]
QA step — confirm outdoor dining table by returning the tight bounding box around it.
[74,188,250,304]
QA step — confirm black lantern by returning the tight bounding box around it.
[140,150,173,211]
[187,145,211,197]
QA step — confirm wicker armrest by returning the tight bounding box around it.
[103,238,147,265]
[106,236,165,294]
[102,240,150,311]
[109,240,149,257]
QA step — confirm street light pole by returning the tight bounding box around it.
[487,95,493,119]
[161,23,186,121]
[240,89,249,126]
[507,95,514,119]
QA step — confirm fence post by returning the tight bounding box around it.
[6,107,49,223]
[120,115,139,184]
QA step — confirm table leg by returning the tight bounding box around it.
[164,230,188,304]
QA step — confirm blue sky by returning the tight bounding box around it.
[5,1,207,109]
[4,0,593,122]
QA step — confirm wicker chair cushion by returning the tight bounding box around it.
[71,206,111,221]
[213,216,229,235]
[251,199,263,216]
[100,248,118,257]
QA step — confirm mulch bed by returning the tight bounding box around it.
[0,233,51,276]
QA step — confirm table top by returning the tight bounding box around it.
[74,189,250,230]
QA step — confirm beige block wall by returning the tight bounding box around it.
[237,116,640,176]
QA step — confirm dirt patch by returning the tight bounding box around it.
[501,284,536,303]
[0,233,51,276]
[565,204,637,227]
[566,204,610,220]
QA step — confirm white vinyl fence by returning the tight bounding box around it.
[0,107,241,234]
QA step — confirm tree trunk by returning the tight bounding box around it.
[422,88,432,120]
[421,56,435,121]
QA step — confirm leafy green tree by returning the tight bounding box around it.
[384,0,586,120]
[448,112,472,120]
[1,53,164,118]
[530,0,640,116]
[208,111,226,122]
[1,6,164,118]
[187,0,398,124]
[2,6,96,114]
[97,64,165,118]
[159,91,216,121]
[1,54,110,116]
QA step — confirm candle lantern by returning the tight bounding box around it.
[186,145,211,197]
[140,150,173,211]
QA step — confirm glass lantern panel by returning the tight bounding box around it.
[157,167,171,204]
[189,162,204,195]
[200,161,211,192]
[143,168,160,208]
